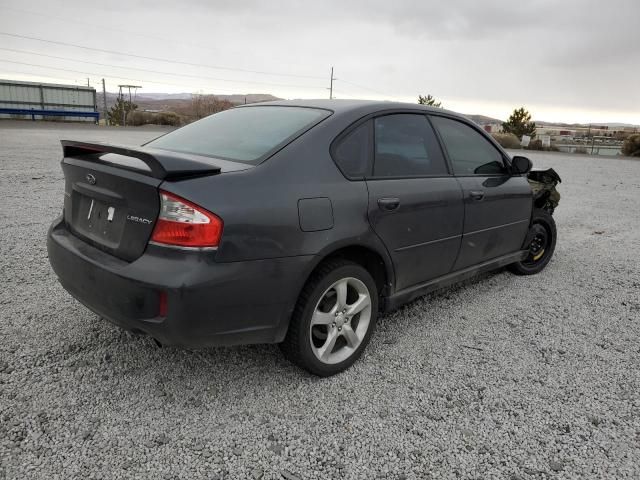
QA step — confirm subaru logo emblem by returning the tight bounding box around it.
[86,173,96,185]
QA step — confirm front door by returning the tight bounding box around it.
[430,115,532,270]
[365,113,464,291]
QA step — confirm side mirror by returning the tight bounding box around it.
[511,155,532,175]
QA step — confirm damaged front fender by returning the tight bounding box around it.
[527,168,561,214]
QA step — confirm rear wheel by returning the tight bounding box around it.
[509,209,557,275]
[280,259,378,376]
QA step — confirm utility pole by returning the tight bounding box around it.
[117,84,141,127]
[101,79,109,126]
[118,85,125,126]
[87,78,90,87]
[328,67,336,99]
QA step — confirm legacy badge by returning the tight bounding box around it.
[127,214,153,225]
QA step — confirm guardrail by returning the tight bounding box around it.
[0,108,99,121]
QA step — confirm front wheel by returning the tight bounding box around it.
[509,209,557,275]
[280,259,378,376]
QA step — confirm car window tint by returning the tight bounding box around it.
[146,106,329,164]
[333,121,371,178]
[430,116,506,175]
[373,114,447,177]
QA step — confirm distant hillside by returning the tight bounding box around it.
[136,93,192,101]
[465,114,503,124]
[536,120,640,128]
[90,96,639,128]
[96,92,283,112]
[136,93,282,104]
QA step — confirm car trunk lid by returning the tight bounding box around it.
[60,140,240,262]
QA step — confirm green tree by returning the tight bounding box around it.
[502,107,537,139]
[107,98,138,126]
[621,134,640,157]
[418,94,442,108]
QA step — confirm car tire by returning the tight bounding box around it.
[280,259,378,376]
[509,209,557,275]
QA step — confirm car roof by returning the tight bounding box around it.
[238,98,465,119]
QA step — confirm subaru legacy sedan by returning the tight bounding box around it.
[47,100,560,376]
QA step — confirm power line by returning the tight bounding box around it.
[0,32,325,80]
[4,5,324,81]
[0,68,91,87]
[337,78,400,100]
[0,47,324,90]
[2,6,210,53]
[0,59,242,94]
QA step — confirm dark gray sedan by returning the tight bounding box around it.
[47,100,559,376]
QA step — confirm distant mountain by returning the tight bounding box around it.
[90,96,639,128]
[601,122,639,127]
[466,116,639,129]
[135,92,281,103]
[136,93,193,100]
[95,92,283,112]
[217,93,282,104]
[465,114,503,125]
[536,120,640,128]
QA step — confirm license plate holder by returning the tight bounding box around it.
[73,194,124,248]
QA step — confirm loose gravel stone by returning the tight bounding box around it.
[549,459,565,472]
[251,468,263,479]
[1,121,640,479]
[281,472,301,480]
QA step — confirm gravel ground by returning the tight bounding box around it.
[1,121,639,480]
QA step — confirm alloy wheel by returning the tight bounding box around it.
[309,277,372,365]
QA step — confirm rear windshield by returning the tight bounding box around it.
[146,106,330,164]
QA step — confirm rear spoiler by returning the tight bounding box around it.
[60,140,221,180]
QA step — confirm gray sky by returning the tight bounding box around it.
[1,0,639,123]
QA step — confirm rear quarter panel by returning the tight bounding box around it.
[158,121,378,264]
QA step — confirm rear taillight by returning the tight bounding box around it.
[150,190,223,248]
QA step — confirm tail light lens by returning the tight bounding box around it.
[150,191,223,248]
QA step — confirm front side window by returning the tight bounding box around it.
[373,114,448,177]
[146,106,330,164]
[430,116,507,175]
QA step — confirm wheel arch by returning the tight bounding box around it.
[301,241,395,306]
[273,240,395,344]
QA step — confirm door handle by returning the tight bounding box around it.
[377,197,400,211]
[469,190,485,201]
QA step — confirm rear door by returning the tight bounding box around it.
[429,115,532,270]
[363,113,464,291]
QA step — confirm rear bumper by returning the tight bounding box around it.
[47,217,313,346]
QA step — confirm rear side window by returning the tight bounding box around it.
[430,116,507,175]
[332,121,371,178]
[373,114,447,177]
[146,106,330,164]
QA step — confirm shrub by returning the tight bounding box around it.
[156,112,182,126]
[526,139,544,151]
[574,146,588,154]
[491,133,521,149]
[127,111,182,127]
[525,140,560,152]
[622,134,640,157]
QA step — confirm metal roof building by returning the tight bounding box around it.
[0,79,98,122]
